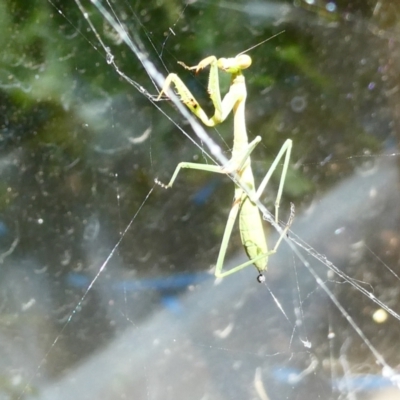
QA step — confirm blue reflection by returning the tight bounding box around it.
[272,366,395,392]
[333,374,394,392]
[0,221,8,236]
[67,271,211,291]
[191,178,220,206]
[67,271,211,314]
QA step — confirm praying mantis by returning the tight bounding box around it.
[156,49,294,283]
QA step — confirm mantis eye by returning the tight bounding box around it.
[236,54,252,69]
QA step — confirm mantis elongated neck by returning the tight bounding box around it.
[231,74,249,158]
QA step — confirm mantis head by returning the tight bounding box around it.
[217,54,252,74]
[216,31,284,75]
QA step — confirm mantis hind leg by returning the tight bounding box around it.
[254,139,294,265]
[255,139,292,223]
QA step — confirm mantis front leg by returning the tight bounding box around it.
[157,57,222,126]
[157,55,250,128]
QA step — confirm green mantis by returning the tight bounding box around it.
[156,51,293,283]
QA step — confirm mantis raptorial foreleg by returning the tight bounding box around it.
[156,52,294,282]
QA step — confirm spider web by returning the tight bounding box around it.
[1,0,400,399]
